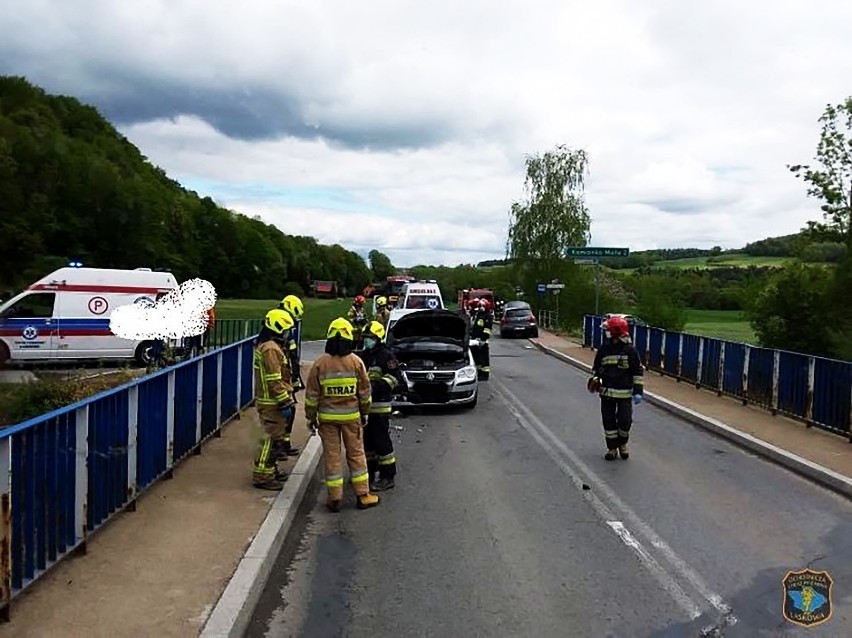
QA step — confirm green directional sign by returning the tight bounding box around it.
[565,246,629,258]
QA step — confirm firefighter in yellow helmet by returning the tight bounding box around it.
[277,294,305,457]
[304,318,380,511]
[374,296,390,328]
[357,320,400,491]
[252,309,296,490]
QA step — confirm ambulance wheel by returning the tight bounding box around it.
[135,341,156,367]
[0,343,9,368]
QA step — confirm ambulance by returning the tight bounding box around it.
[387,281,445,332]
[0,267,178,366]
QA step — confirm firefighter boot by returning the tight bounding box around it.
[372,477,395,492]
[253,476,286,491]
[326,498,341,513]
[604,449,618,461]
[357,493,380,509]
[619,443,630,460]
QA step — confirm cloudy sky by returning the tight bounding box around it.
[2,0,851,266]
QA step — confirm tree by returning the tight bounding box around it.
[368,249,395,280]
[747,263,835,356]
[506,144,592,272]
[788,98,852,248]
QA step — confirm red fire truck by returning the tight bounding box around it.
[458,288,494,314]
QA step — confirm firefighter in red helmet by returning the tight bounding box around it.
[588,316,644,460]
[470,298,493,380]
[347,295,368,349]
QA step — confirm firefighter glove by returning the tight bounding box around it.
[632,394,642,406]
[280,405,295,422]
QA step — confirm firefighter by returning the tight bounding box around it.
[374,296,391,328]
[470,298,493,379]
[304,318,380,512]
[358,321,399,491]
[347,295,368,349]
[588,316,644,460]
[252,309,297,490]
[277,294,305,457]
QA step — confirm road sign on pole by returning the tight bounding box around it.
[565,247,629,258]
[573,258,598,265]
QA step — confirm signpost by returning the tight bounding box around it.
[565,247,629,258]
[567,247,630,316]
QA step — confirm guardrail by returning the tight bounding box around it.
[583,315,852,440]
[0,335,259,619]
[537,310,558,331]
[207,319,263,349]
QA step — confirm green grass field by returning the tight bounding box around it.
[651,255,789,270]
[216,298,353,341]
[682,309,756,344]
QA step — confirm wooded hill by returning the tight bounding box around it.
[0,76,371,299]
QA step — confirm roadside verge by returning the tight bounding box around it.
[199,434,321,638]
[529,339,852,500]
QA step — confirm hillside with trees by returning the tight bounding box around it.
[0,76,372,299]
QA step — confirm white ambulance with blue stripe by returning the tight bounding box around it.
[0,267,178,366]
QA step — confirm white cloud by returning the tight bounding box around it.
[2,0,851,265]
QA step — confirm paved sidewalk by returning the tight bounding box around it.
[0,383,312,637]
[532,331,852,479]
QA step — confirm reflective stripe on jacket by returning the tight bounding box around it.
[304,352,372,423]
[254,340,294,407]
[591,339,644,399]
[358,344,401,414]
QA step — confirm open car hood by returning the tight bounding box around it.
[387,309,469,347]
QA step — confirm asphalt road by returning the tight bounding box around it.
[249,338,852,637]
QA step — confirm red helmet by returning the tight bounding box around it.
[604,316,629,338]
[481,299,492,311]
[355,295,365,305]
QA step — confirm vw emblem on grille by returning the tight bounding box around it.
[426,372,435,381]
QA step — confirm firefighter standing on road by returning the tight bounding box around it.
[304,318,380,512]
[470,298,493,379]
[252,309,296,490]
[277,294,305,458]
[358,321,399,492]
[347,295,368,349]
[588,316,644,460]
[374,296,391,328]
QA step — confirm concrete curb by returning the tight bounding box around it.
[199,434,323,638]
[529,339,852,501]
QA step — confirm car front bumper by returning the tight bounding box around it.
[392,377,478,407]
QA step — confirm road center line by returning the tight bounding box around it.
[493,379,737,626]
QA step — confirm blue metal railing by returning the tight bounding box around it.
[582,315,852,439]
[0,335,258,618]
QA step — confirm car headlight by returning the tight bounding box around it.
[456,366,477,380]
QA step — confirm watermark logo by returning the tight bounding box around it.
[782,568,833,627]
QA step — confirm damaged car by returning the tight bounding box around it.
[386,309,478,409]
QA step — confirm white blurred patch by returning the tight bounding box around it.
[110,278,217,340]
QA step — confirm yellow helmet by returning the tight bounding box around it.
[365,320,386,341]
[281,294,304,319]
[327,317,354,341]
[265,308,295,334]
[376,296,387,307]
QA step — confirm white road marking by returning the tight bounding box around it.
[493,379,737,626]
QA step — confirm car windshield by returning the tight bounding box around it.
[405,296,441,309]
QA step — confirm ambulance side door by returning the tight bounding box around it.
[0,292,59,361]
